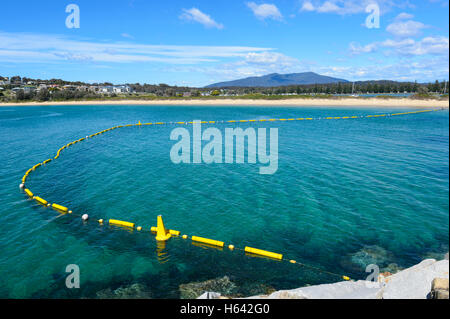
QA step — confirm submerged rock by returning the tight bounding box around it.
[96,283,152,299]
[341,245,394,272]
[179,276,237,299]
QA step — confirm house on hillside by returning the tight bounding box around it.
[113,85,132,93]
[0,77,11,85]
[100,86,114,93]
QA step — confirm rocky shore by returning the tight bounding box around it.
[197,253,449,299]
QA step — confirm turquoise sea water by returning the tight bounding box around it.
[0,105,448,298]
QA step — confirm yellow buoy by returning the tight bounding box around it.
[52,203,68,213]
[244,246,283,260]
[24,189,34,198]
[109,219,134,228]
[34,196,48,206]
[191,236,224,248]
[155,215,171,241]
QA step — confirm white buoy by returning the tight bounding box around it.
[82,214,89,221]
[19,184,24,189]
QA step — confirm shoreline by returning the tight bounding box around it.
[196,254,450,299]
[0,98,448,108]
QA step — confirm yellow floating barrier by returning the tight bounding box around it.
[191,236,224,248]
[150,227,180,236]
[34,196,48,206]
[109,219,135,228]
[52,203,68,213]
[244,246,283,260]
[43,159,52,164]
[24,188,33,198]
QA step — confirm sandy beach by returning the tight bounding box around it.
[0,98,448,108]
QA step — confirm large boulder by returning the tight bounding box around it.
[382,259,449,299]
[179,276,237,299]
[96,283,152,299]
[248,280,383,299]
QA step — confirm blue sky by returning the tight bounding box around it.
[0,0,448,86]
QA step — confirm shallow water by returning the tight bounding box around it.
[0,105,448,298]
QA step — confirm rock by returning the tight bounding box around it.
[197,292,222,299]
[243,257,449,300]
[96,283,152,299]
[430,278,449,299]
[432,290,449,299]
[341,245,393,272]
[431,278,449,291]
[381,263,403,274]
[179,276,237,299]
[445,252,449,260]
[248,280,383,299]
[382,259,449,299]
[231,282,276,297]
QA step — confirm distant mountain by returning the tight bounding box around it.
[206,72,349,88]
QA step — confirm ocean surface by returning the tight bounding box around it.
[0,105,448,298]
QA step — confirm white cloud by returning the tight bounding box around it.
[299,0,414,15]
[170,51,304,82]
[383,36,449,55]
[317,1,341,13]
[180,8,224,29]
[0,31,274,64]
[300,1,315,11]
[350,36,449,57]
[386,19,428,37]
[318,56,449,81]
[394,12,414,20]
[121,33,134,39]
[246,2,283,20]
[349,42,378,55]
